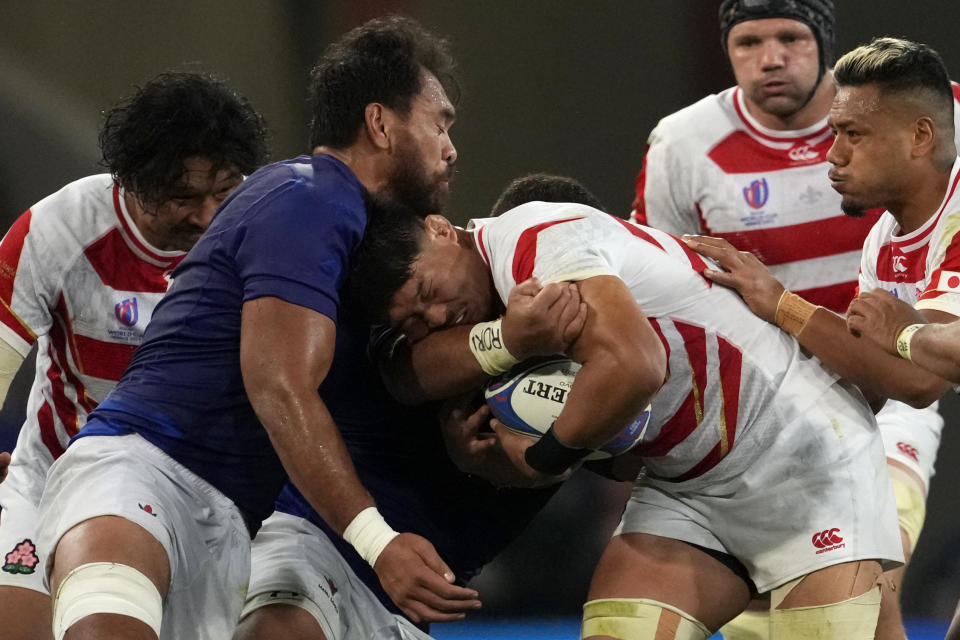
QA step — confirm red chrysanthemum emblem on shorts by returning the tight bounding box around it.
[2,539,40,575]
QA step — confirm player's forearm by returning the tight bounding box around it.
[904,323,960,383]
[256,387,374,533]
[798,308,949,407]
[380,325,488,405]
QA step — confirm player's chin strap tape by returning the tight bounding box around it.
[53,562,163,640]
[525,426,589,475]
[469,319,520,376]
[342,506,400,568]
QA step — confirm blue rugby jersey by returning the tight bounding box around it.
[275,323,560,615]
[79,154,367,524]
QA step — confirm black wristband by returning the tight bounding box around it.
[525,426,590,475]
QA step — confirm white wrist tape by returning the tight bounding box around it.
[895,323,925,361]
[468,319,519,375]
[53,562,163,640]
[342,507,400,568]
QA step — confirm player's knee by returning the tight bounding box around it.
[769,576,881,639]
[52,562,162,640]
[720,608,769,640]
[237,593,333,640]
[582,598,710,640]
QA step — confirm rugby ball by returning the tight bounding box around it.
[484,357,650,460]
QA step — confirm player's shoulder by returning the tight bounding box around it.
[26,174,117,231]
[649,87,738,146]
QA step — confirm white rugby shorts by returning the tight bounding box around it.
[0,448,51,594]
[876,399,942,492]
[243,510,436,640]
[36,434,251,640]
[617,380,904,593]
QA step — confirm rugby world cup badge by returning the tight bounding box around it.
[743,178,769,209]
[115,297,139,327]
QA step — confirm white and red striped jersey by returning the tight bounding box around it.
[632,83,960,313]
[470,202,849,481]
[860,157,960,317]
[855,158,960,469]
[0,174,184,466]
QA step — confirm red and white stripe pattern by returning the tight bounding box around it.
[0,174,183,461]
[632,84,960,313]
[860,158,960,316]
[471,203,835,481]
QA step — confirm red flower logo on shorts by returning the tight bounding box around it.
[3,539,40,575]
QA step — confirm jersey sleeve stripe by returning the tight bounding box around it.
[0,210,38,346]
[511,217,585,283]
[631,148,652,223]
[37,400,65,459]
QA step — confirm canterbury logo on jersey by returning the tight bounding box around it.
[811,528,845,554]
[788,144,820,163]
[897,441,920,462]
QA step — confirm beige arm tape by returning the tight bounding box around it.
[769,576,881,639]
[0,336,25,409]
[582,598,710,640]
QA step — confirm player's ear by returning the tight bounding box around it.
[363,102,391,151]
[424,214,455,243]
[910,115,937,158]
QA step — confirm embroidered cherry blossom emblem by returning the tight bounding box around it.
[3,539,40,575]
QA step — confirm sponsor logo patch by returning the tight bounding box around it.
[139,503,159,517]
[812,528,845,554]
[2,539,39,575]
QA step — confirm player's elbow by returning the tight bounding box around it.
[894,376,948,409]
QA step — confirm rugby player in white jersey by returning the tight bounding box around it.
[0,72,268,640]
[686,36,960,638]
[635,2,960,636]
[343,174,904,639]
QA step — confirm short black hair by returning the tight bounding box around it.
[100,71,268,207]
[490,173,607,215]
[342,193,426,326]
[309,15,458,150]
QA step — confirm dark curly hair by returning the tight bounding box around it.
[490,173,606,216]
[99,71,268,207]
[341,192,425,326]
[308,15,458,150]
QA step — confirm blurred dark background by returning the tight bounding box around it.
[2,0,960,623]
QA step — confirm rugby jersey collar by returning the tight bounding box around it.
[890,156,960,247]
[112,183,187,266]
[732,86,833,147]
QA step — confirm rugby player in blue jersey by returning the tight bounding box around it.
[34,16,470,640]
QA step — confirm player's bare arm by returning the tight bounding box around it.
[0,450,9,483]
[849,290,960,383]
[684,235,953,407]
[380,278,587,405]
[492,275,667,486]
[240,296,480,624]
